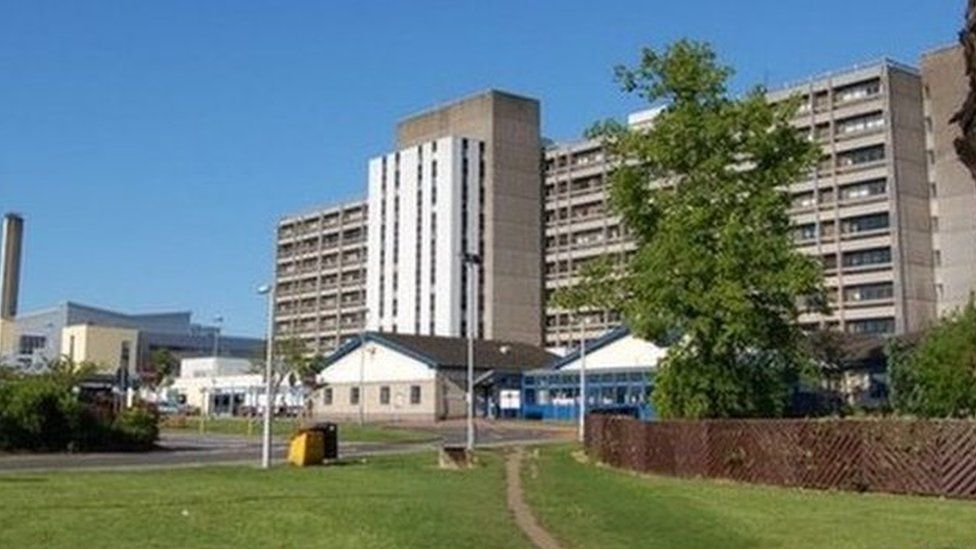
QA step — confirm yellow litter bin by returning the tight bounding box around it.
[287,429,325,466]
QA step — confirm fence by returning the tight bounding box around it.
[584,414,976,499]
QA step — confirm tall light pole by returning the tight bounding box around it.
[578,317,589,443]
[462,252,480,452]
[257,284,275,469]
[358,325,366,426]
[212,315,223,358]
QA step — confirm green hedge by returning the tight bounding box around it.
[0,376,159,452]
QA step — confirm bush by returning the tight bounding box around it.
[111,406,159,451]
[889,302,976,417]
[0,376,160,452]
[0,377,75,451]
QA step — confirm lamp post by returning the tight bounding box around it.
[578,316,591,443]
[461,252,481,452]
[212,315,223,358]
[257,284,275,469]
[358,324,366,426]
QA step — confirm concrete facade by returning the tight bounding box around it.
[396,91,543,345]
[60,324,139,375]
[545,60,937,344]
[922,45,976,315]
[274,200,368,355]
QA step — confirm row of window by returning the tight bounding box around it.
[794,212,890,242]
[322,385,423,406]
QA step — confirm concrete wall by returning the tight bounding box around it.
[887,65,938,333]
[396,91,543,345]
[61,324,139,375]
[923,46,976,316]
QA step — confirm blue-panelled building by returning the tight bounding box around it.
[520,327,663,421]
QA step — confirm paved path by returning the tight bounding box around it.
[0,420,573,473]
[506,448,562,549]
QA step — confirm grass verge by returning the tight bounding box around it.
[0,450,529,548]
[522,444,976,549]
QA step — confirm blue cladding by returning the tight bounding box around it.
[520,368,655,420]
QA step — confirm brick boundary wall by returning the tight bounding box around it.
[584,414,976,499]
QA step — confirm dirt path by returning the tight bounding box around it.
[506,448,563,549]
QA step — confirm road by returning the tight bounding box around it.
[0,420,574,473]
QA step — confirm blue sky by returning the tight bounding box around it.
[0,0,964,336]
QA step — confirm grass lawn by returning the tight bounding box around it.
[0,451,529,548]
[162,417,436,444]
[522,445,976,549]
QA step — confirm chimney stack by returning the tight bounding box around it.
[1,213,24,319]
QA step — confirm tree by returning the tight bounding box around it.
[889,301,976,418]
[142,349,178,395]
[563,40,825,419]
[46,356,99,389]
[252,337,327,419]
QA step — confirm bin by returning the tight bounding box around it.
[287,429,325,466]
[310,422,338,460]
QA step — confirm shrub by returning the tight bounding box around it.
[889,301,976,417]
[0,376,160,452]
[0,377,75,451]
[111,406,159,451]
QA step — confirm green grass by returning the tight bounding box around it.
[0,451,529,548]
[162,417,436,444]
[523,445,976,549]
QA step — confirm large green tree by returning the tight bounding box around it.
[889,301,976,418]
[562,40,825,419]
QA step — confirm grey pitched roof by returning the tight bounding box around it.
[327,332,558,371]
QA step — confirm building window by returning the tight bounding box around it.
[119,341,131,371]
[841,213,889,235]
[350,387,360,405]
[380,386,390,405]
[843,282,894,303]
[837,145,885,168]
[323,387,333,406]
[18,335,46,356]
[846,317,895,335]
[839,178,886,201]
[410,385,421,405]
[842,247,891,268]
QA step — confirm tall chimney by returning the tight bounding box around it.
[1,213,24,319]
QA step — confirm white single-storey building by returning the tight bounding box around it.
[314,332,557,422]
[163,357,303,415]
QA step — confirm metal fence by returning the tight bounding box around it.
[584,415,976,499]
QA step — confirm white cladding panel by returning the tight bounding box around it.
[560,333,667,371]
[366,136,482,337]
[317,342,436,384]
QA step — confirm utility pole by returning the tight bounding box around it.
[462,252,480,452]
[578,318,588,443]
[258,284,275,469]
[212,315,223,358]
[358,324,366,426]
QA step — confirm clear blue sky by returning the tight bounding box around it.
[0,0,964,336]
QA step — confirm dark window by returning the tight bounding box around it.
[410,385,421,405]
[350,387,360,405]
[846,317,895,335]
[18,335,46,356]
[323,387,333,405]
[380,386,390,405]
[842,247,891,268]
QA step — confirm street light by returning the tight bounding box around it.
[578,315,592,443]
[461,252,481,452]
[212,315,224,358]
[257,284,275,469]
